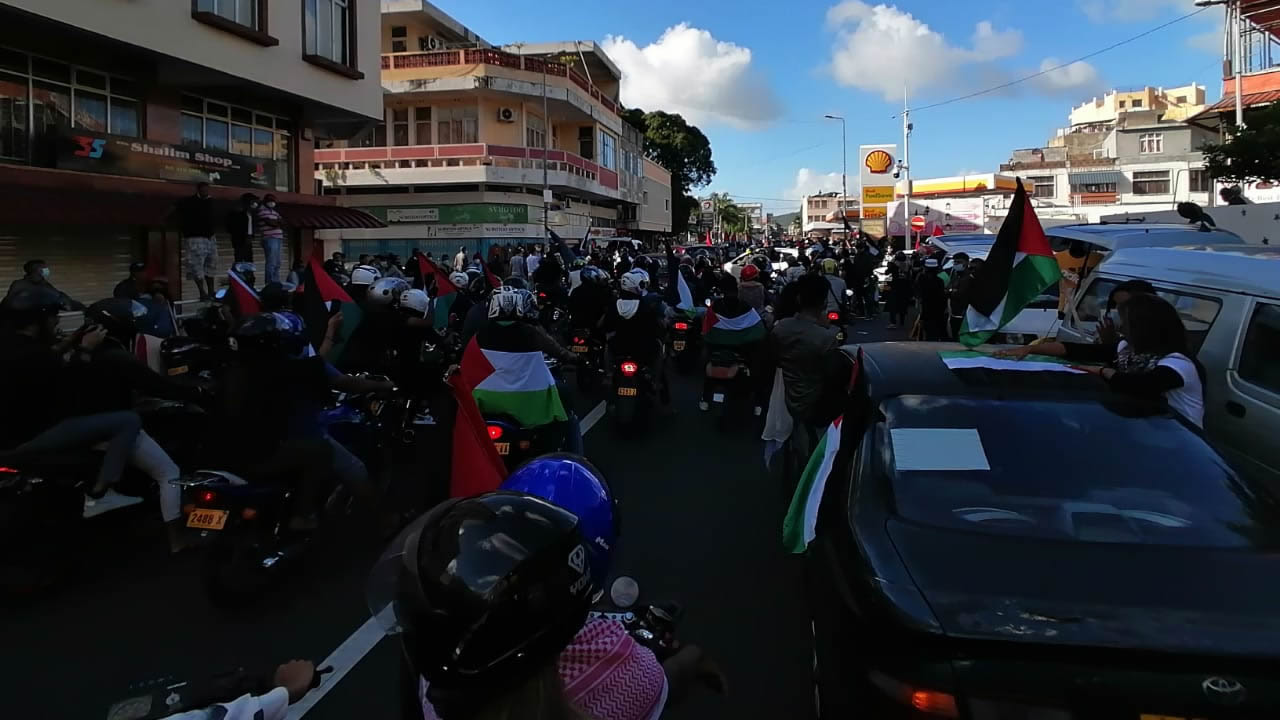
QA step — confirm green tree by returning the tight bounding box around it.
[622,108,717,233]
[712,192,745,234]
[1202,104,1280,184]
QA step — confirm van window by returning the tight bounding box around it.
[1240,303,1280,395]
[1073,277,1222,353]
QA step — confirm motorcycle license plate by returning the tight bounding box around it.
[494,442,510,455]
[572,345,589,353]
[186,508,228,530]
[712,393,725,403]
[167,365,189,376]
[673,341,686,351]
[617,387,638,397]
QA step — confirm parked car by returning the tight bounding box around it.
[808,341,1280,719]
[1056,244,1280,495]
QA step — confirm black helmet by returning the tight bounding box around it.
[502,276,528,291]
[632,255,654,275]
[0,286,63,327]
[369,492,595,715]
[229,311,309,358]
[85,298,148,341]
[467,275,492,297]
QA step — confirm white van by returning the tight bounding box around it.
[1057,245,1280,494]
[723,247,799,278]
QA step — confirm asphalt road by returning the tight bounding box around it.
[3,315,907,720]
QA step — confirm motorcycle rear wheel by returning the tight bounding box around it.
[201,527,275,608]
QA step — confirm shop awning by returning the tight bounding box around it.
[277,203,386,229]
[1068,171,1123,185]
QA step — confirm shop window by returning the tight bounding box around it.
[179,94,293,174]
[0,72,28,160]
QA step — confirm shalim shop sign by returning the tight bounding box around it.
[56,129,276,190]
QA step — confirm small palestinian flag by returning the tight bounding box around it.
[782,417,843,553]
[959,178,1061,347]
[447,372,508,497]
[299,255,362,363]
[702,306,765,345]
[226,269,260,317]
[460,324,568,429]
[419,256,459,330]
[675,267,697,318]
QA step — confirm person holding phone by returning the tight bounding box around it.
[993,279,1156,364]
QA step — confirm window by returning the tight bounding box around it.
[392,40,406,53]
[1132,98,1143,108]
[179,94,292,189]
[1189,168,1210,193]
[195,0,261,29]
[1092,148,1108,159]
[1239,304,1280,395]
[413,107,430,144]
[1073,277,1222,352]
[390,25,406,52]
[578,126,593,160]
[1139,132,1163,154]
[1118,100,1126,108]
[1132,169,1171,195]
[526,112,546,149]
[664,198,670,211]
[1175,95,1187,103]
[435,105,477,144]
[305,0,359,75]
[643,190,649,204]
[599,131,616,170]
[392,108,409,146]
[1027,175,1055,198]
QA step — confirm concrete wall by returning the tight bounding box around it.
[6,0,382,119]
[1114,125,1216,159]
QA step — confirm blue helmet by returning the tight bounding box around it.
[500,453,617,590]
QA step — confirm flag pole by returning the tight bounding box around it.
[902,82,912,250]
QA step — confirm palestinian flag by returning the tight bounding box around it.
[484,261,502,289]
[459,323,568,428]
[782,417,843,553]
[299,255,363,362]
[959,179,1060,347]
[226,269,260,317]
[675,267,697,318]
[702,306,765,345]
[447,372,508,497]
[419,256,459,330]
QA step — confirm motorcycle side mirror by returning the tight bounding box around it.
[610,576,640,609]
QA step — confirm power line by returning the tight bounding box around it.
[906,6,1210,114]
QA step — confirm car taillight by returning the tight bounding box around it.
[620,362,638,377]
[673,321,689,331]
[868,671,959,719]
[0,467,17,473]
[827,311,840,321]
[199,490,216,503]
[538,291,547,299]
[573,337,585,345]
[487,425,504,440]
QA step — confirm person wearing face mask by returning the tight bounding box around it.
[945,252,971,340]
[7,259,85,310]
[256,194,286,285]
[227,193,259,265]
[993,279,1156,362]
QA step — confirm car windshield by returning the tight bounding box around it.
[878,395,1280,548]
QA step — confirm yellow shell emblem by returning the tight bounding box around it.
[864,149,894,174]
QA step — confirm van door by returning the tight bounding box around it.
[1057,274,1121,344]
[1221,300,1280,494]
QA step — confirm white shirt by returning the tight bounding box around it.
[1157,353,1204,428]
[527,253,543,275]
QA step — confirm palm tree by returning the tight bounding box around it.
[712,192,745,236]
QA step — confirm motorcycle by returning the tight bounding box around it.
[107,661,332,720]
[703,348,755,428]
[612,356,656,431]
[483,358,567,471]
[590,576,682,662]
[568,328,607,395]
[668,314,702,374]
[536,287,569,340]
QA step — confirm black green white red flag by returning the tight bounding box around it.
[959,178,1061,347]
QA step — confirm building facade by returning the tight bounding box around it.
[0,0,384,304]
[801,192,857,235]
[312,1,671,260]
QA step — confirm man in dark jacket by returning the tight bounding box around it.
[226,193,258,265]
[113,262,148,300]
[770,274,840,465]
[174,182,219,301]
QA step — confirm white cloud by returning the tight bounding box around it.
[1078,0,1183,23]
[602,24,781,129]
[1033,58,1102,94]
[825,1,1023,101]
[783,168,846,200]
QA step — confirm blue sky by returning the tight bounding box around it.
[445,0,1225,216]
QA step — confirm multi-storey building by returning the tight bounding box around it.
[0,0,384,303]
[312,1,672,260]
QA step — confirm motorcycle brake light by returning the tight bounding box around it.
[487,425,504,440]
[199,490,216,503]
[538,292,547,298]
[827,312,840,321]
[573,337,586,345]
[673,322,689,331]
[0,466,17,473]
[620,362,638,377]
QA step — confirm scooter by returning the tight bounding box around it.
[483,359,567,470]
[612,356,656,431]
[568,328,607,396]
[702,348,755,429]
[668,314,702,374]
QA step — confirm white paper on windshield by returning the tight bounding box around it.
[890,428,990,471]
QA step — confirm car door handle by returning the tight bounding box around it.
[1226,401,1246,418]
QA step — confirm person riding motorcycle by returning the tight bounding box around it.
[605,269,670,408]
[345,264,382,303]
[700,274,766,415]
[373,492,598,720]
[532,251,568,310]
[338,276,410,373]
[737,263,768,317]
[568,265,614,333]
[459,274,499,345]
[819,258,848,315]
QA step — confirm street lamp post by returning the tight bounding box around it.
[823,114,847,236]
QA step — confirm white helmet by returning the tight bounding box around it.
[367,277,411,307]
[399,288,430,317]
[488,286,521,319]
[619,269,648,295]
[448,271,469,290]
[350,264,382,286]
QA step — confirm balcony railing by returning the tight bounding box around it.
[314,143,621,190]
[381,48,615,117]
[1070,191,1119,205]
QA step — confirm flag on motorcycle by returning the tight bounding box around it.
[447,371,508,497]
[702,306,765,345]
[226,268,260,316]
[460,325,568,429]
[782,416,843,553]
[419,256,459,330]
[299,256,363,362]
[959,179,1060,347]
[483,260,502,290]
[675,267,696,317]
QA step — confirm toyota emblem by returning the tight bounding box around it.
[1201,676,1246,705]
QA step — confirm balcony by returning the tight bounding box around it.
[314,143,622,199]
[380,48,620,118]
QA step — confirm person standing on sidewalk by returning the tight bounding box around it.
[256,193,286,285]
[173,182,218,301]
[227,193,258,266]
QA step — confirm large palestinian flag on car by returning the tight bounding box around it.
[459,323,568,428]
[959,178,1061,347]
[702,306,766,345]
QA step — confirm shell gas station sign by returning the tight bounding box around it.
[858,144,898,231]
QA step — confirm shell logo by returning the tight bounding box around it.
[864,149,894,174]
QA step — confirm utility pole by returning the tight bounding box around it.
[542,52,550,246]
[901,85,913,249]
[1234,0,1245,128]
[824,114,847,237]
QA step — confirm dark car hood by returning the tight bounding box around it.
[886,519,1280,658]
